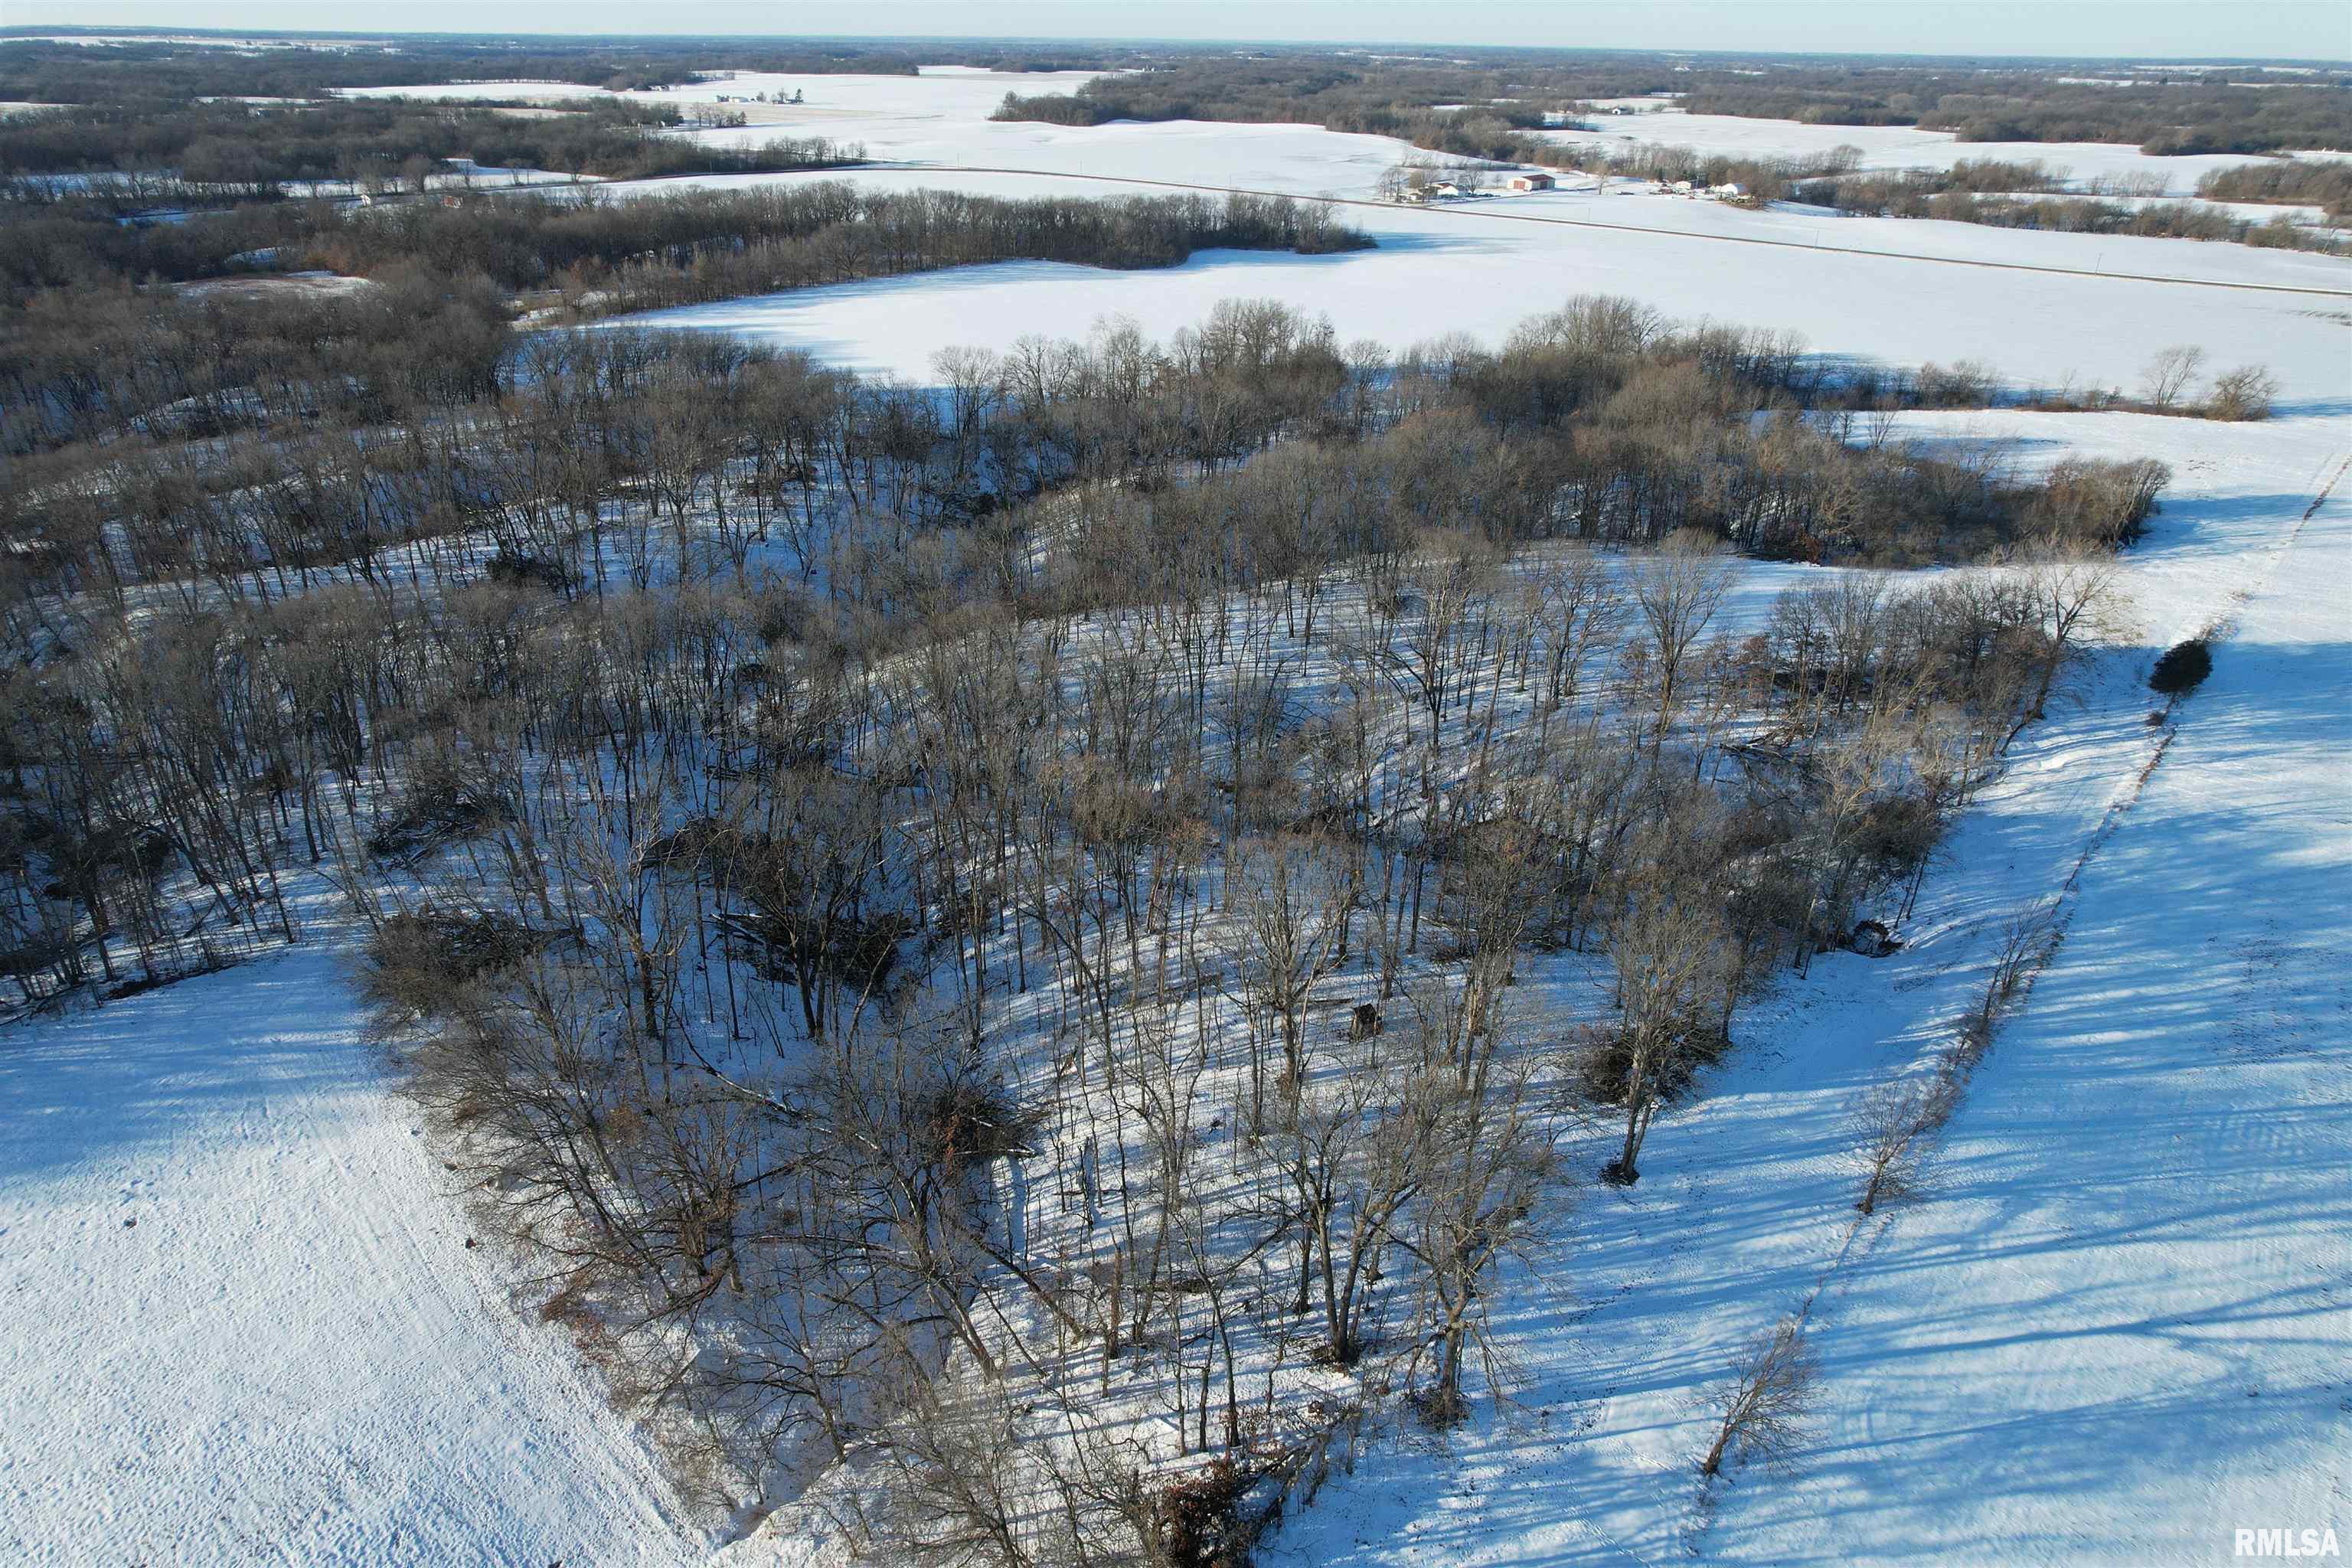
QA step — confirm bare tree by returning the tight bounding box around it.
[1955,900,2058,1068]
[1599,816,1738,1185]
[1698,1312,1818,1479]
[2139,344,2207,410]
[1627,529,1734,757]
[1528,543,1625,728]
[1850,1070,1959,1216]
[1227,832,1359,1123]
[1393,998,1552,1426]
[2203,364,2278,422]
[2005,552,2128,746]
[868,1370,1037,1568]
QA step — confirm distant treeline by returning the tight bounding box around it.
[995,54,2352,158]
[1788,177,2339,252]
[0,36,1114,106]
[992,56,1573,147]
[2196,158,2352,220]
[1680,73,2352,155]
[1526,142,2342,256]
[0,98,864,189]
[0,179,1364,306]
[320,185,1370,305]
[1547,144,2076,201]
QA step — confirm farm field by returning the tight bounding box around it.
[334,65,1105,133]
[0,943,705,1567]
[606,167,2349,400]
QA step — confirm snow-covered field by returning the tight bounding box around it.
[606,168,2350,407]
[335,64,1103,136]
[12,59,2350,1568]
[1540,108,2352,194]
[343,69,1423,200]
[0,943,704,1566]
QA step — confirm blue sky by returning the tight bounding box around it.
[10,2,2350,61]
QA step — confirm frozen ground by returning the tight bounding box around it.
[606,168,2350,407]
[14,58,2350,1568]
[1266,412,2352,1567]
[0,945,703,1567]
[345,70,1418,199]
[335,65,1104,137]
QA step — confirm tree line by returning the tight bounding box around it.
[2197,158,2352,222]
[0,34,1095,108]
[995,54,2352,158]
[1679,70,2352,155]
[0,185,1368,450]
[0,96,867,191]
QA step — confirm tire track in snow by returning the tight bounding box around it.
[2040,444,2347,919]
[1676,443,2352,1556]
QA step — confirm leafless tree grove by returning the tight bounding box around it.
[0,276,2155,1553]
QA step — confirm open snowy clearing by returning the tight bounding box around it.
[0,944,703,1567]
[604,168,2350,408]
[684,116,1419,199]
[587,163,2347,299]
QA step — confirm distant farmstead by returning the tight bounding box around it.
[1505,172,1555,191]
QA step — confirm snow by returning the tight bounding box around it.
[15,51,2352,1568]
[1537,110,2352,194]
[1713,489,2352,1562]
[333,65,1102,128]
[700,115,1418,198]
[0,945,704,1566]
[603,168,2351,407]
[1265,409,2352,1566]
[341,74,1423,203]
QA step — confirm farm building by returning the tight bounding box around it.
[1505,172,1556,192]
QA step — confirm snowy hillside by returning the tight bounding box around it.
[5,44,2347,1568]
[1268,420,2352,1566]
